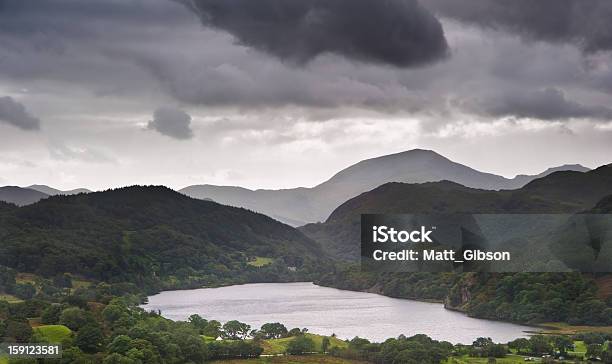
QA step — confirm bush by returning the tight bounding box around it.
[286,335,315,355]
[75,324,104,353]
[207,340,263,359]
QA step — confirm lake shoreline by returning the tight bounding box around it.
[149,280,546,331]
[143,282,537,344]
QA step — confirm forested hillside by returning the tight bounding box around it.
[307,166,612,326]
[0,186,326,292]
[302,164,612,261]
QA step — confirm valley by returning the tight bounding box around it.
[0,150,610,363]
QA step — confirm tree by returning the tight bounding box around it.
[552,336,573,355]
[529,335,552,355]
[188,314,208,334]
[473,337,494,349]
[349,337,371,350]
[288,327,302,336]
[13,283,36,300]
[0,266,16,293]
[75,324,104,353]
[486,344,507,358]
[60,307,91,331]
[176,332,209,363]
[586,343,603,360]
[259,322,288,339]
[108,335,133,355]
[322,336,330,353]
[103,353,136,364]
[508,338,530,355]
[5,320,32,343]
[41,304,64,325]
[222,320,251,340]
[286,335,315,355]
[53,273,73,288]
[103,302,129,325]
[203,320,222,339]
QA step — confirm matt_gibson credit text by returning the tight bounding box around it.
[369,225,511,262]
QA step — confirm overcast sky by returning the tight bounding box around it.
[1,0,612,191]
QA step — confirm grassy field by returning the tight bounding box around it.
[261,334,348,355]
[209,354,367,364]
[32,325,72,343]
[538,322,612,335]
[0,357,8,364]
[71,279,92,290]
[247,257,275,267]
[446,355,542,363]
[15,273,37,284]
[567,340,586,358]
[0,293,22,303]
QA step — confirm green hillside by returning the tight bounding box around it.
[261,333,348,354]
[304,166,612,326]
[302,165,612,261]
[32,324,72,343]
[0,186,326,292]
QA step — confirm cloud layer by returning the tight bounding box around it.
[148,107,194,140]
[182,0,449,67]
[474,88,612,120]
[1,0,612,191]
[0,97,41,130]
[423,0,612,53]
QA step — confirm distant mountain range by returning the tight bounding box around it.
[180,149,589,226]
[0,185,91,206]
[27,184,91,196]
[0,150,590,225]
[301,164,612,260]
[0,186,50,206]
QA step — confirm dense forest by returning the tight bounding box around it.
[306,166,612,326]
[0,186,328,293]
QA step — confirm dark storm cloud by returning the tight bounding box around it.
[476,88,612,120]
[0,97,41,130]
[423,0,612,53]
[181,0,449,67]
[1,0,612,125]
[147,107,194,140]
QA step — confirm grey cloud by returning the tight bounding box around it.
[49,143,115,163]
[0,96,41,130]
[423,0,612,53]
[148,107,194,140]
[475,88,612,120]
[1,0,612,126]
[181,0,449,67]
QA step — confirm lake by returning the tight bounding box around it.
[142,282,534,344]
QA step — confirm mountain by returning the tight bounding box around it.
[0,186,49,206]
[0,186,324,290]
[592,194,612,213]
[301,164,612,260]
[0,201,17,212]
[27,184,91,196]
[0,185,90,207]
[510,164,589,187]
[307,167,612,326]
[181,149,589,226]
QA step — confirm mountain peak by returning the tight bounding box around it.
[28,184,91,196]
[540,164,590,175]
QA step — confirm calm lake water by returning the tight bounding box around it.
[142,282,534,344]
